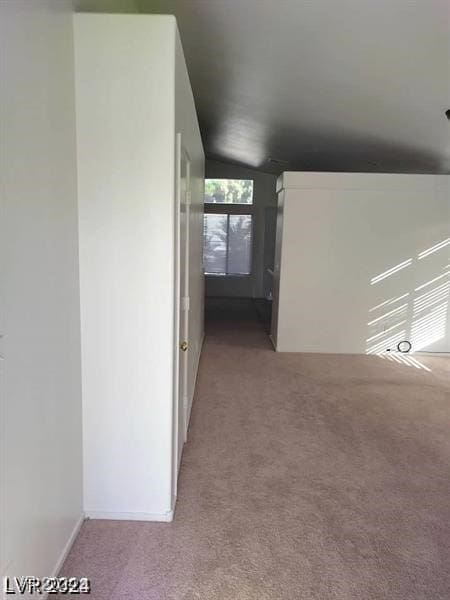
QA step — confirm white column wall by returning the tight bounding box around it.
[274,173,450,354]
[74,14,177,519]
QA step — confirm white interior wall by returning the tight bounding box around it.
[175,33,205,424]
[74,14,177,520]
[0,0,83,580]
[274,173,450,354]
[205,160,277,299]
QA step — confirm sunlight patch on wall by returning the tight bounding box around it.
[366,328,407,355]
[411,283,449,350]
[366,238,450,359]
[369,293,410,313]
[418,238,450,260]
[414,271,449,292]
[370,259,412,285]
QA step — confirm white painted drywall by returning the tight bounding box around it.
[273,173,450,354]
[0,0,83,580]
[75,14,204,519]
[175,32,205,425]
[205,160,278,298]
[75,14,176,519]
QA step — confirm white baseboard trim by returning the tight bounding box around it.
[49,513,84,582]
[84,509,174,522]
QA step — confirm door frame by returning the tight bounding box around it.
[172,132,191,499]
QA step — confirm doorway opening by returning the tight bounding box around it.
[202,174,277,337]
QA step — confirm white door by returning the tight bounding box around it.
[176,135,191,473]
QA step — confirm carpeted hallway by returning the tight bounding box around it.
[60,302,450,600]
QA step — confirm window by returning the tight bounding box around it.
[204,214,253,275]
[203,178,254,276]
[204,179,253,204]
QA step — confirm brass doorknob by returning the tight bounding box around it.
[180,341,188,352]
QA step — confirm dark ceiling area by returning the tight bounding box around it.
[139,0,449,174]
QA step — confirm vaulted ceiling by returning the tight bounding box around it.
[138,1,448,173]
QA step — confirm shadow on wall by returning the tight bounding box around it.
[366,238,450,361]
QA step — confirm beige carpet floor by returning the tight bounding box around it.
[60,305,450,599]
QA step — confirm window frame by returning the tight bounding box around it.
[204,178,254,206]
[203,212,253,276]
[203,181,255,278]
